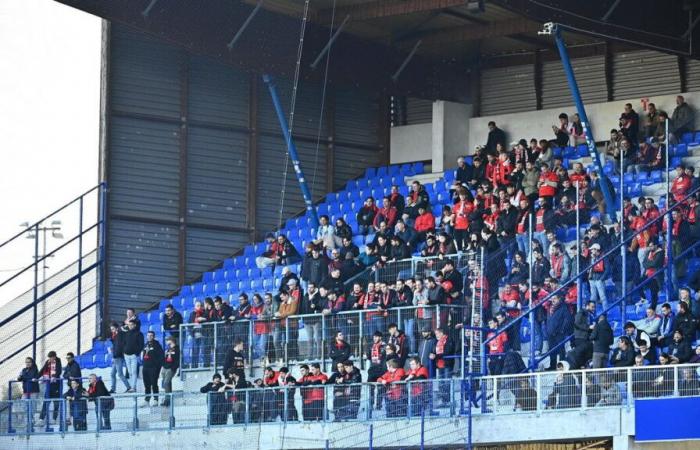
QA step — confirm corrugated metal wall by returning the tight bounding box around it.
[612,50,680,99]
[405,97,433,125]
[480,64,536,115]
[542,55,607,109]
[105,25,383,317]
[685,58,700,92]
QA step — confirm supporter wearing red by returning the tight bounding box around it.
[37,351,62,426]
[496,311,521,352]
[499,284,521,318]
[688,193,700,240]
[670,165,692,206]
[588,243,610,311]
[378,359,407,418]
[161,336,179,406]
[663,209,691,283]
[413,206,435,243]
[374,197,398,231]
[162,304,183,342]
[141,331,164,406]
[405,357,430,416]
[299,363,328,421]
[261,366,280,420]
[619,103,640,145]
[486,318,508,375]
[404,180,430,219]
[492,151,513,188]
[537,163,559,201]
[357,197,378,236]
[642,239,665,310]
[431,327,454,406]
[533,197,555,255]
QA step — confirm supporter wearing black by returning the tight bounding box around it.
[495,311,520,352]
[667,329,692,363]
[455,157,473,187]
[63,379,88,431]
[366,332,386,409]
[299,363,328,421]
[387,323,408,368]
[123,320,144,394]
[200,373,229,426]
[417,326,437,376]
[109,322,130,393]
[590,314,613,369]
[161,336,179,406]
[62,352,82,388]
[276,367,298,421]
[141,331,164,406]
[610,336,635,367]
[484,121,506,154]
[329,331,351,367]
[87,373,112,430]
[388,185,405,218]
[404,181,430,219]
[301,246,329,287]
[567,301,595,369]
[162,304,183,341]
[223,339,246,380]
[545,295,573,370]
[356,197,378,236]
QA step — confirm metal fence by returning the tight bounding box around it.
[180,305,467,374]
[3,364,698,436]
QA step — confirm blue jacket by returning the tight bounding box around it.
[64,387,88,421]
[18,365,39,394]
[546,303,574,338]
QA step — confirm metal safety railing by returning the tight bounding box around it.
[2,363,698,436]
[0,184,106,400]
[179,305,468,375]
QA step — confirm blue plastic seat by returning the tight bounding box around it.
[636,172,650,185]
[412,162,424,175]
[682,132,694,144]
[623,173,634,184]
[650,170,662,184]
[365,167,377,179]
[377,167,388,177]
[674,144,689,157]
[389,165,401,176]
[671,157,683,168]
[577,144,589,157]
[444,170,456,183]
[552,147,563,158]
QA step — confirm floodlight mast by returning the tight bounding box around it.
[539,22,618,219]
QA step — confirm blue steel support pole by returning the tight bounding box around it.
[369,423,374,450]
[77,196,83,355]
[551,25,617,218]
[262,74,319,227]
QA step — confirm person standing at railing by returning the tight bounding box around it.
[340,361,362,420]
[642,239,665,310]
[17,357,40,414]
[546,361,581,409]
[38,351,62,426]
[359,282,387,338]
[161,336,179,406]
[200,373,228,426]
[365,331,387,411]
[405,357,430,416]
[678,367,700,397]
[162,304,183,342]
[328,362,348,420]
[387,324,408,368]
[87,374,112,430]
[394,279,416,354]
[378,359,407,418]
[329,331,351,368]
[299,363,328,421]
[495,311,520,352]
[223,339,246,381]
[431,327,454,407]
[276,367,298,421]
[587,243,610,312]
[276,290,300,362]
[486,318,508,375]
[141,331,164,407]
[63,379,88,431]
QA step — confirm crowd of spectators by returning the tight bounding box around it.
[12,95,700,430]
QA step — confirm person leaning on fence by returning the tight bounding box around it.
[223,338,246,381]
[160,335,179,406]
[366,331,387,410]
[378,359,407,418]
[87,374,112,430]
[328,362,348,421]
[38,351,62,425]
[223,370,249,424]
[341,361,362,420]
[276,367,298,421]
[200,373,229,426]
[298,363,328,421]
[62,352,82,389]
[64,379,88,431]
[405,357,430,416]
[17,357,40,407]
[431,327,455,407]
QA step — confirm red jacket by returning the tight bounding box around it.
[538,171,559,197]
[500,289,521,318]
[486,331,508,354]
[378,368,406,400]
[642,206,660,236]
[671,174,691,203]
[454,200,473,230]
[414,212,435,233]
[374,206,398,228]
[406,366,430,397]
[300,373,328,403]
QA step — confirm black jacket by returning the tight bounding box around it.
[329,340,352,365]
[485,127,506,154]
[302,255,329,285]
[300,291,325,315]
[573,310,592,341]
[668,339,692,363]
[123,329,144,356]
[223,349,245,378]
[163,311,183,335]
[590,319,614,354]
[62,360,82,383]
[142,339,165,369]
[610,347,635,367]
[163,345,180,371]
[110,330,126,358]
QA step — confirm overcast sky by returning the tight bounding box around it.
[0,0,100,303]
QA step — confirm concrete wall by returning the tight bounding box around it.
[390,123,432,164]
[468,91,700,152]
[390,101,473,170]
